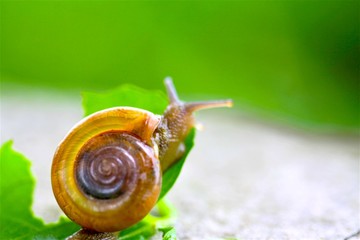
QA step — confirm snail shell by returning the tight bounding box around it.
[51,78,232,234]
[51,107,161,232]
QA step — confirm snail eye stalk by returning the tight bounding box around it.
[185,100,233,113]
[164,77,233,111]
[164,77,181,104]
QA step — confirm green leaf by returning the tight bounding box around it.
[119,199,177,240]
[0,140,43,238]
[0,84,194,239]
[81,84,196,238]
[0,141,80,240]
[159,128,195,200]
[159,227,177,240]
[82,84,196,200]
[82,84,168,116]
[118,220,156,240]
[0,140,178,240]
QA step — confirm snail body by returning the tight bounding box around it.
[51,78,232,233]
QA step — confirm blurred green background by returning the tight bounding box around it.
[1,1,359,132]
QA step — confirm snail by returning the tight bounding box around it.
[51,78,232,235]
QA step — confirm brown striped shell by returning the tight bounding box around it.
[51,107,162,232]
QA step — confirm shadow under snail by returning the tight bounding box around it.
[51,78,232,237]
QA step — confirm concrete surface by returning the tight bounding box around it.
[1,90,359,240]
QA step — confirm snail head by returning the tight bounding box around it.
[157,77,233,171]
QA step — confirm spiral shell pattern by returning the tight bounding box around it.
[76,132,153,200]
[51,107,162,232]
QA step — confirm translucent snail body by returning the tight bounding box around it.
[51,78,232,233]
